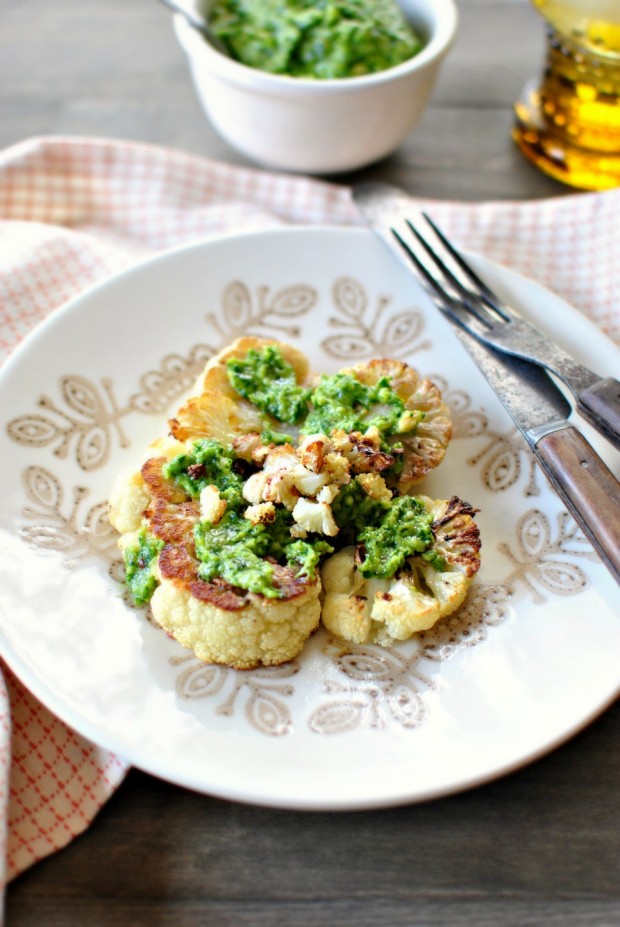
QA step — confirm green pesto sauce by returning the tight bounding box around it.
[227,345,311,425]
[302,371,421,439]
[163,438,245,508]
[332,481,439,578]
[209,0,423,79]
[331,478,390,543]
[194,509,333,598]
[227,345,423,445]
[123,527,164,605]
[260,429,294,446]
[357,495,434,578]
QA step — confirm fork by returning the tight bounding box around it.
[387,208,620,452]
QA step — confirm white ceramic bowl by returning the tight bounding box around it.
[174,0,458,174]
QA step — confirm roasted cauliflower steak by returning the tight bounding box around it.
[109,336,479,668]
[321,496,481,646]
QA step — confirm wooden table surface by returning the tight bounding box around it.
[2,1,619,925]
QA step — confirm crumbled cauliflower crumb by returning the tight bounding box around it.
[316,483,340,504]
[329,430,391,474]
[265,444,298,471]
[248,443,339,510]
[357,473,393,503]
[323,452,351,484]
[263,471,302,509]
[364,425,382,443]
[289,465,329,497]
[244,502,276,525]
[298,433,332,473]
[243,471,269,505]
[293,498,339,536]
[200,485,227,524]
[232,432,262,462]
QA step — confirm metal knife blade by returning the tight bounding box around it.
[354,186,620,585]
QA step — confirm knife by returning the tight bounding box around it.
[353,186,620,586]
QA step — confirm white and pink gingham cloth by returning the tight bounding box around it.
[0,136,618,892]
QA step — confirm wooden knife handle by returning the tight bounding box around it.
[536,427,620,585]
[577,377,620,452]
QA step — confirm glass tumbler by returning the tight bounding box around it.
[513,0,620,190]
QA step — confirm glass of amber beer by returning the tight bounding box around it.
[513,0,620,190]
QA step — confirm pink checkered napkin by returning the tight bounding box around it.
[0,136,618,888]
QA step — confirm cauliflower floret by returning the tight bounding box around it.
[356,472,392,503]
[323,451,351,485]
[169,390,264,445]
[316,483,340,504]
[341,359,452,489]
[297,433,332,473]
[109,470,151,534]
[320,495,481,646]
[292,498,339,537]
[199,485,226,525]
[150,574,321,669]
[244,502,276,525]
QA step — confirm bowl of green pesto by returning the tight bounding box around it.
[173,0,458,173]
[208,0,424,80]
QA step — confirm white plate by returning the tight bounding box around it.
[0,227,618,811]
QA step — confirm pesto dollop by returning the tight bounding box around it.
[302,371,422,440]
[357,495,434,578]
[194,509,333,598]
[331,479,438,576]
[226,345,423,447]
[227,345,311,424]
[123,528,164,605]
[163,438,245,508]
[331,477,390,543]
[209,0,424,80]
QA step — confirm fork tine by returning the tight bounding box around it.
[420,212,512,322]
[391,227,447,302]
[405,219,501,329]
[390,226,491,339]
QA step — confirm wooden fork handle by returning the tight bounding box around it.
[577,377,620,453]
[535,426,620,585]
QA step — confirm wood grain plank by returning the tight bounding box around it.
[6,898,620,927]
